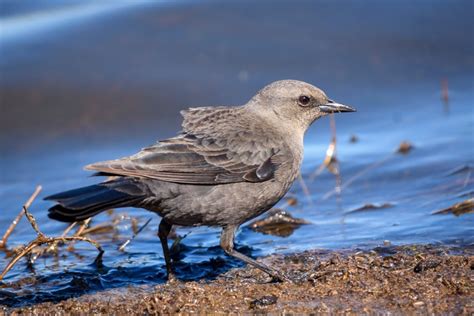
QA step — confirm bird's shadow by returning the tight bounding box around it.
[0,244,251,308]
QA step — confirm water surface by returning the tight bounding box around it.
[0,0,473,306]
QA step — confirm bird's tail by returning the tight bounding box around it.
[45,179,146,222]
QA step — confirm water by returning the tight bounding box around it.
[1,0,473,306]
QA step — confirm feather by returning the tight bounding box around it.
[85,107,285,185]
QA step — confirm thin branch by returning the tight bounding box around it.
[0,235,103,281]
[310,115,340,177]
[0,192,103,281]
[310,141,337,181]
[319,153,394,201]
[23,206,45,238]
[0,239,40,280]
[61,222,78,237]
[74,218,92,236]
[30,222,78,264]
[80,222,114,235]
[309,114,342,202]
[329,114,342,198]
[67,218,92,251]
[118,217,152,251]
[0,186,42,248]
[298,174,313,205]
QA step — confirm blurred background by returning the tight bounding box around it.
[0,0,473,303]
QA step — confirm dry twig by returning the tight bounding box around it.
[320,153,393,201]
[29,222,78,264]
[0,186,42,248]
[0,197,103,281]
[297,174,313,205]
[310,114,342,198]
[67,218,92,251]
[118,217,152,251]
[310,115,340,180]
[319,139,412,201]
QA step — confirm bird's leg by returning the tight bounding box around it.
[220,224,289,282]
[158,218,176,281]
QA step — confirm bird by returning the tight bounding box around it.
[45,80,356,282]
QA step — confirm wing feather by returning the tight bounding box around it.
[85,106,286,185]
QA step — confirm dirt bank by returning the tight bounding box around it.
[3,244,473,315]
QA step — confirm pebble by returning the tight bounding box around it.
[413,301,425,307]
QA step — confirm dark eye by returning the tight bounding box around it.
[298,95,311,106]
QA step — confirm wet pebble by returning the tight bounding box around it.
[413,301,425,307]
[414,258,441,273]
[249,295,278,309]
[397,141,414,154]
[248,209,310,237]
[349,134,359,143]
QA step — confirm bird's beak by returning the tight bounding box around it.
[319,99,356,113]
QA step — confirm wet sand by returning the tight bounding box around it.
[4,244,472,314]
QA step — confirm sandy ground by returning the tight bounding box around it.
[3,244,472,315]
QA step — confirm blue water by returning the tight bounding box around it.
[0,0,473,306]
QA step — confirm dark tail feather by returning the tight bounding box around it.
[45,181,145,222]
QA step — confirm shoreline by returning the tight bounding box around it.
[3,244,472,314]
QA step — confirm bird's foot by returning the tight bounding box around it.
[166,272,179,284]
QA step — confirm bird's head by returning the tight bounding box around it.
[248,80,356,132]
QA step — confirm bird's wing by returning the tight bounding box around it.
[85,107,285,185]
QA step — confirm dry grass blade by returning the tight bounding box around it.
[74,218,93,236]
[310,114,342,200]
[67,218,92,251]
[310,114,340,181]
[298,174,313,205]
[170,231,191,258]
[310,141,337,181]
[61,222,78,236]
[327,114,341,195]
[80,222,115,235]
[320,153,393,201]
[0,185,42,248]
[320,140,415,201]
[118,217,152,251]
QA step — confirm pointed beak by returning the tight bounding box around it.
[319,99,356,113]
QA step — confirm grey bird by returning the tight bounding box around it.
[45,80,355,282]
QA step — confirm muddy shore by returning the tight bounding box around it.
[3,244,472,315]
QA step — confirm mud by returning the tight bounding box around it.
[3,244,472,315]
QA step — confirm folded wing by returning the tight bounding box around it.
[85,107,283,185]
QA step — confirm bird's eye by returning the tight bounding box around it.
[298,95,311,106]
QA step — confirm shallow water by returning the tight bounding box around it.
[0,0,473,307]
